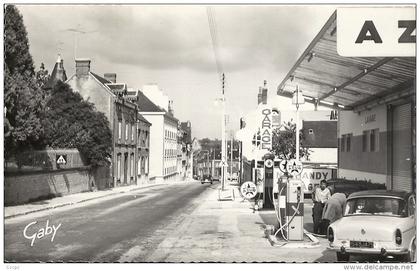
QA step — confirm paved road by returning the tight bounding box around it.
[5,182,214,262]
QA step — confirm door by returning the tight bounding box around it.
[124,153,128,184]
[392,103,413,192]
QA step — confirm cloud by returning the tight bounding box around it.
[16,4,337,139]
[19,5,335,73]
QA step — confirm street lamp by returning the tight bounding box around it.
[292,85,305,160]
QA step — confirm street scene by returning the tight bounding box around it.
[3,3,417,265]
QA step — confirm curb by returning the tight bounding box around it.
[4,183,168,220]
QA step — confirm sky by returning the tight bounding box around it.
[17,4,337,139]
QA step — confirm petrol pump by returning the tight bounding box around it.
[253,160,265,209]
[275,159,305,241]
[263,153,275,209]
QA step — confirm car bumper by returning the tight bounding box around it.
[328,245,408,255]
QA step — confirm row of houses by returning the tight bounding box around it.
[49,55,193,187]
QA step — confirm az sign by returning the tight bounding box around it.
[337,7,415,57]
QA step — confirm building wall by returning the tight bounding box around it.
[5,168,93,206]
[67,75,112,121]
[305,148,337,164]
[164,117,179,180]
[113,102,138,186]
[141,113,164,181]
[137,120,151,185]
[337,105,388,184]
[67,74,138,186]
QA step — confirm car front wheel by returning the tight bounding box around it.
[336,252,350,262]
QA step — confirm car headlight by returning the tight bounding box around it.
[395,229,402,245]
[328,227,334,242]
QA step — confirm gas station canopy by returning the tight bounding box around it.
[277,11,416,112]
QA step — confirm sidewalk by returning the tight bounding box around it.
[145,183,335,262]
[5,179,193,219]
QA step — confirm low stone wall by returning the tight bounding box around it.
[5,167,98,206]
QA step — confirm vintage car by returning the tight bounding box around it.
[200,174,213,184]
[327,190,416,262]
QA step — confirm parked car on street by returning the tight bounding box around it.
[327,190,416,262]
[200,174,213,184]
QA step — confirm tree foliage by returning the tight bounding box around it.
[35,63,50,89]
[43,81,112,167]
[4,5,35,76]
[272,120,311,160]
[4,5,46,158]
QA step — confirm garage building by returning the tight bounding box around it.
[277,11,416,192]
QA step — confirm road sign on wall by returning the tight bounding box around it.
[56,155,67,165]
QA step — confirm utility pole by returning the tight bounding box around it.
[230,134,233,180]
[221,73,226,191]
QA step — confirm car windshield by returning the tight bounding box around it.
[345,197,406,217]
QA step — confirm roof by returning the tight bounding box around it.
[90,72,112,85]
[136,90,165,112]
[302,121,337,148]
[348,190,411,200]
[45,58,67,89]
[105,83,127,94]
[164,111,179,123]
[126,91,137,96]
[137,113,151,125]
[277,11,416,111]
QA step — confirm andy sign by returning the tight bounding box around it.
[301,168,333,193]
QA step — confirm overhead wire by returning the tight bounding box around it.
[206,6,223,79]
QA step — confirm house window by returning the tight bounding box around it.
[341,134,352,152]
[137,157,143,176]
[126,122,130,141]
[308,129,314,135]
[118,121,122,140]
[132,125,135,141]
[341,135,346,152]
[130,153,135,178]
[141,156,145,175]
[362,131,369,152]
[117,154,121,181]
[145,131,149,147]
[346,134,352,152]
[370,129,379,152]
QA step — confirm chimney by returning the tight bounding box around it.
[75,58,91,77]
[56,55,67,82]
[104,73,117,83]
[168,100,174,116]
[257,87,262,104]
[261,87,268,105]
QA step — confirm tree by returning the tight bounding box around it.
[4,5,46,159]
[271,120,311,160]
[4,5,35,76]
[43,81,112,167]
[35,63,50,89]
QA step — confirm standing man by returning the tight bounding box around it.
[312,180,331,234]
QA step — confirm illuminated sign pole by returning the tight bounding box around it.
[292,86,305,161]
